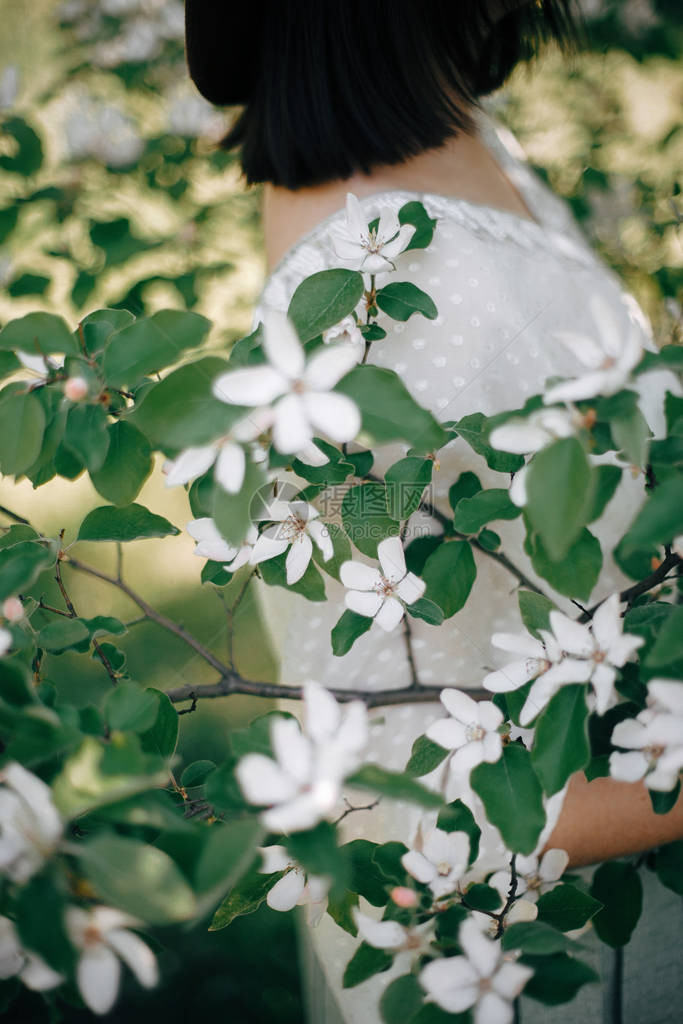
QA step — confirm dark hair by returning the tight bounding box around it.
[218,0,579,190]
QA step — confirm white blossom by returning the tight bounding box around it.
[489,406,578,455]
[401,826,470,899]
[64,95,143,167]
[258,845,329,925]
[0,915,63,992]
[610,679,683,792]
[236,682,368,833]
[66,905,158,1016]
[0,762,62,883]
[420,918,532,1023]
[0,628,11,658]
[212,311,361,455]
[340,535,426,632]
[323,315,364,362]
[186,518,258,572]
[354,910,433,954]
[470,899,538,939]
[544,294,643,405]
[165,411,269,494]
[489,849,569,906]
[331,193,416,274]
[249,498,333,585]
[426,689,504,778]
[484,595,644,725]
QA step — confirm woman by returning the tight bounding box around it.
[185,3,683,1021]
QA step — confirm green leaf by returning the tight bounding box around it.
[470,744,545,855]
[399,200,437,251]
[194,819,265,912]
[16,873,75,975]
[181,760,217,788]
[343,943,393,989]
[422,541,476,618]
[502,921,580,955]
[649,782,680,815]
[327,889,360,936]
[131,357,245,448]
[621,476,683,554]
[105,683,160,733]
[90,421,153,505]
[518,590,556,638]
[139,689,179,758]
[645,605,683,668]
[407,597,444,625]
[259,548,327,601]
[102,309,211,386]
[331,609,373,656]
[380,974,424,1024]
[80,616,126,639]
[341,483,397,557]
[0,390,46,475]
[464,883,501,912]
[453,488,520,534]
[525,438,594,561]
[449,413,523,473]
[348,765,442,809]
[385,457,433,520]
[376,281,438,322]
[210,862,284,931]
[654,841,683,895]
[213,455,267,546]
[63,403,110,473]
[536,884,603,933]
[610,403,651,467]
[286,821,349,895]
[337,366,449,453]
[79,834,197,924]
[589,861,643,947]
[406,735,448,777]
[77,503,179,542]
[0,311,77,355]
[448,470,482,514]
[36,618,90,653]
[345,839,389,906]
[522,953,598,1005]
[8,272,50,297]
[586,464,622,522]
[288,269,364,342]
[531,686,590,796]
[527,527,602,603]
[436,800,480,864]
[0,117,43,175]
[0,540,54,602]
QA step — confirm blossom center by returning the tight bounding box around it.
[280,515,307,541]
[436,861,452,877]
[465,722,485,742]
[374,574,398,599]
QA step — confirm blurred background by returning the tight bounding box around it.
[0,0,681,1020]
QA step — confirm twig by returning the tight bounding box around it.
[37,599,72,619]
[0,505,30,525]
[494,854,518,939]
[334,796,381,825]
[223,568,255,669]
[55,537,119,687]
[580,551,681,622]
[402,615,421,688]
[177,692,198,715]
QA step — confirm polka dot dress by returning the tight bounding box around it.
[251,106,676,1023]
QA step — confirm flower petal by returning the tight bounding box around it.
[375,596,405,632]
[426,718,468,751]
[259,845,291,874]
[340,561,383,591]
[440,688,479,724]
[236,753,297,805]
[106,929,158,989]
[303,391,361,444]
[213,366,288,406]
[267,869,306,911]
[420,957,478,1012]
[304,682,341,743]
[214,442,246,494]
[402,850,437,885]
[345,589,383,618]
[549,611,593,657]
[354,912,405,950]
[165,444,217,487]
[285,532,313,584]
[304,345,359,392]
[395,571,426,605]
[539,848,569,883]
[262,310,305,379]
[77,945,121,1015]
[609,750,648,783]
[271,717,312,784]
[377,535,407,582]
[272,393,313,454]
[459,917,499,978]
[483,659,540,694]
[491,633,546,659]
[307,519,333,561]
[249,529,290,566]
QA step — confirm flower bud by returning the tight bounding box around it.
[390,886,418,908]
[64,376,89,402]
[2,596,23,623]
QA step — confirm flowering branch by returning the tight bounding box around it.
[579,549,680,622]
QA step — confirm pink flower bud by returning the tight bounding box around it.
[2,597,23,623]
[390,886,418,908]
[64,376,89,402]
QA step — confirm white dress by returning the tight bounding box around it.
[252,107,680,1023]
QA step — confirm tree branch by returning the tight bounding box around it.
[580,551,681,622]
[55,537,118,687]
[0,504,30,525]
